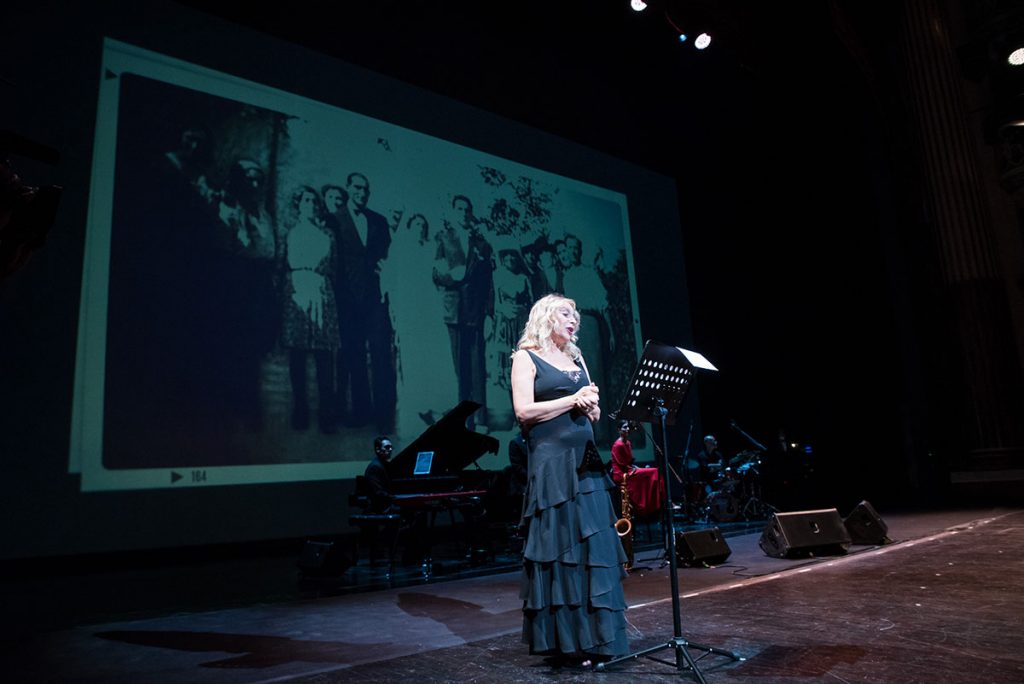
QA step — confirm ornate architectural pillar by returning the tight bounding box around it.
[898,0,1024,474]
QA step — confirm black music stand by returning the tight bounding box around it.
[597,341,743,681]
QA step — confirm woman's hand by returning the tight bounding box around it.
[572,383,600,412]
[576,383,600,423]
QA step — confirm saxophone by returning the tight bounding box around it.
[615,470,635,570]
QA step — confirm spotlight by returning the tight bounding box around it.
[630,0,647,12]
[694,33,712,50]
[678,34,688,43]
[1009,47,1024,66]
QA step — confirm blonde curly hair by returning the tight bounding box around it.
[515,293,581,359]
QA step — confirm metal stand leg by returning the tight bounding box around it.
[597,636,745,682]
[741,479,778,521]
[596,404,744,681]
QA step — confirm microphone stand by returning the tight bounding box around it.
[639,424,684,485]
[729,419,767,452]
[680,419,697,519]
[683,420,696,461]
[638,426,683,567]
[728,420,777,520]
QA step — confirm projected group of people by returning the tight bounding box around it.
[280,176,395,433]
[156,124,623,444]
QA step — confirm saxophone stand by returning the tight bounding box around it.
[617,468,654,573]
[597,341,743,681]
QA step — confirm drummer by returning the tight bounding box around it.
[697,435,725,484]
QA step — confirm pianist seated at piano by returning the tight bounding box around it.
[363,436,396,514]
[374,402,499,569]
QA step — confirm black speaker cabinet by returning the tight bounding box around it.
[759,509,852,559]
[298,540,352,576]
[677,527,732,566]
[843,500,890,545]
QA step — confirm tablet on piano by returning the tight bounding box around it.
[413,451,434,476]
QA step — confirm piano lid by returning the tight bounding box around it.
[387,401,500,479]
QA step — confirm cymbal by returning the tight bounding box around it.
[684,458,701,470]
[729,451,757,466]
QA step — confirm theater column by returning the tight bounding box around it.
[898,0,1024,486]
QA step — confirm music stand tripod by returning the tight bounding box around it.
[596,341,743,681]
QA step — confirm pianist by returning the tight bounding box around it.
[363,436,395,513]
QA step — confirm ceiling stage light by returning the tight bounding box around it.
[1009,47,1024,66]
[630,0,647,12]
[694,32,712,50]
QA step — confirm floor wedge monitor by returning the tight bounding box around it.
[759,508,852,559]
[677,527,732,566]
[843,500,890,545]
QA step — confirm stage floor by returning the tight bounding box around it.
[3,507,1023,683]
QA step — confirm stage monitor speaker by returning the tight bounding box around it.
[843,500,890,545]
[676,527,732,566]
[297,540,352,576]
[759,509,852,559]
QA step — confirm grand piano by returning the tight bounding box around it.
[387,400,499,496]
[384,401,501,571]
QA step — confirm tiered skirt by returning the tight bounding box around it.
[520,469,629,656]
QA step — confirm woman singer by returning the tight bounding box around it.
[510,293,629,668]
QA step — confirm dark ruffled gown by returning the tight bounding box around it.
[519,351,629,658]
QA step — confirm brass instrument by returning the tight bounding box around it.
[615,470,635,570]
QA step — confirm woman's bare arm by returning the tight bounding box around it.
[511,350,599,426]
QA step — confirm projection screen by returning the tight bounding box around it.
[70,38,645,492]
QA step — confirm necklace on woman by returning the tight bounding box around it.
[547,349,582,383]
[539,345,581,382]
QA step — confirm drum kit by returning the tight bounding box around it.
[684,450,775,523]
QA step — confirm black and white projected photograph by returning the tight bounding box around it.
[70,39,645,491]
